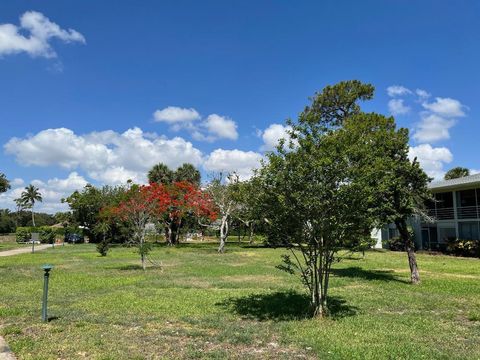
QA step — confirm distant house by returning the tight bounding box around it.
[372,173,480,250]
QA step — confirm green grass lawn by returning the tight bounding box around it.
[0,243,479,359]
[0,235,30,251]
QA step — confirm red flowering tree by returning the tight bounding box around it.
[108,182,216,269]
[147,181,217,245]
[108,184,158,270]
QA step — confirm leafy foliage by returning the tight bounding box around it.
[0,173,10,193]
[15,227,31,242]
[337,113,431,283]
[39,227,56,244]
[63,184,130,243]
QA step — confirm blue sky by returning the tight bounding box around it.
[0,1,479,212]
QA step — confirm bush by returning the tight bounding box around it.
[384,236,404,251]
[96,240,110,256]
[446,238,479,258]
[39,227,56,244]
[16,227,31,243]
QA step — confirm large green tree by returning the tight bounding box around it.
[256,81,376,317]
[444,167,470,180]
[64,184,129,243]
[20,185,43,227]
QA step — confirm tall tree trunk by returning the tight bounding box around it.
[139,232,146,271]
[31,207,35,227]
[218,216,228,253]
[248,223,254,244]
[395,219,420,284]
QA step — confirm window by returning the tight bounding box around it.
[459,222,479,240]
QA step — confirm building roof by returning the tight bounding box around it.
[429,173,480,192]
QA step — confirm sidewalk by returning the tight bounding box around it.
[0,335,16,360]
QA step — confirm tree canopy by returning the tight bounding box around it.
[148,163,201,186]
[0,173,10,193]
[444,167,470,180]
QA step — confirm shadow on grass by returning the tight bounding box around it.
[115,264,144,271]
[332,266,409,284]
[218,290,357,321]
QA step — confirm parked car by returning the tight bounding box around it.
[65,233,84,244]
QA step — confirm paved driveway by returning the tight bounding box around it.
[0,244,62,257]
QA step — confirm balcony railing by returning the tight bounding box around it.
[426,206,480,221]
[426,207,455,220]
[457,206,480,219]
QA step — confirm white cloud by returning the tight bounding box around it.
[0,11,85,58]
[421,97,466,118]
[387,85,412,97]
[0,172,88,213]
[153,107,239,142]
[10,178,24,187]
[260,123,293,151]
[415,89,430,99]
[202,114,238,140]
[204,149,263,180]
[153,106,200,124]
[388,99,410,115]
[409,144,453,180]
[4,127,203,185]
[413,113,456,143]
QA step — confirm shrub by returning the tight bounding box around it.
[96,240,110,256]
[384,236,404,251]
[384,226,416,251]
[16,227,31,243]
[446,238,479,258]
[39,227,56,244]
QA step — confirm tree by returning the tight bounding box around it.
[108,182,215,268]
[174,163,201,186]
[0,210,15,233]
[148,163,174,184]
[229,176,261,243]
[256,122,373,317]
[338,113,431,284]
[109,185,156,270]
[20,185,42,227]
[444,167,470,180]
[255,80,428,316]
[0,173,10,193]
[64,184,129,243]
[204,174,241,253]
[149,181,216,245]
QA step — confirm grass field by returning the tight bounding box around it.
[0,243,479,359]
[0,234,29,251]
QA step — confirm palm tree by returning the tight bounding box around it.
[148,163,174,184]
[175,163,201,186]
[444,167,470,180]
[20,185,42,227]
